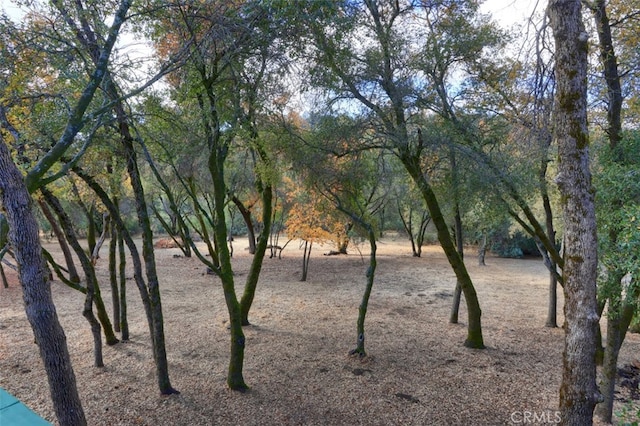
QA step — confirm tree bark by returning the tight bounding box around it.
[72,166,163,383]
[0,138,87,426]
[549,1,602,424]
[301,241,312,282]
[478,232,487,266]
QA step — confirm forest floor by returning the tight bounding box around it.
[1,237,639,425]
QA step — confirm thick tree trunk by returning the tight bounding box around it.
[549,1,602,423]
[209,146,248,391]
[0,139,87,426]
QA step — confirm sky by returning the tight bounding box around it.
[480,0,543,29]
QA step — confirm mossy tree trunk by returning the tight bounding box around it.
[549,1,601,423]
[117,113,178,395]
[345,217,376,358]
[41,190,119,347]
[72,166,171,390]
[41,188,118,363]
[207,121,249,391]
[240,181,273,325]
[402,147,484,349]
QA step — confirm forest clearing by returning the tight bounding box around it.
[1,238,639,425]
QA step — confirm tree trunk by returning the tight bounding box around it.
[301,241,312,282]
[208,142,248,391]
[119,119,177,395]
[117,228,129,341]
[231,195,257,255]
[401,150,484,349]
[449,204,464,324]
[549,1,602,423]
[41,188,116,365]
[595,302,635,423]
[478,232,487,266]
[543,193,558,328]
[91,212,110,264]
[109,223,121,333]
[0,262,7,288]
[398,203,419,257]
[240,183,273,325]
[0,138,87,426]
[38,200,81,283]
[587,1,627,422]
[73,166,167,388]
[349,223,376,357]
[42,189,119,346]
[86,204,97,256]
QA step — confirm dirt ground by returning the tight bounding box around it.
[1,237,639,425]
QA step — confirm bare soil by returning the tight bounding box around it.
[1,237,639,425]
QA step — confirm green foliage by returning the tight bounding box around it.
[595,132,640,308]
[614,400,640,426]
[491,229,540,259]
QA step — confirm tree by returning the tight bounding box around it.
[285,186,335,282]
[148,0,287,390]
[1,131,88,426]
[0,1,134,421]
[548,0,602,424]
[586,0,640,421]
[293,0,490,348]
